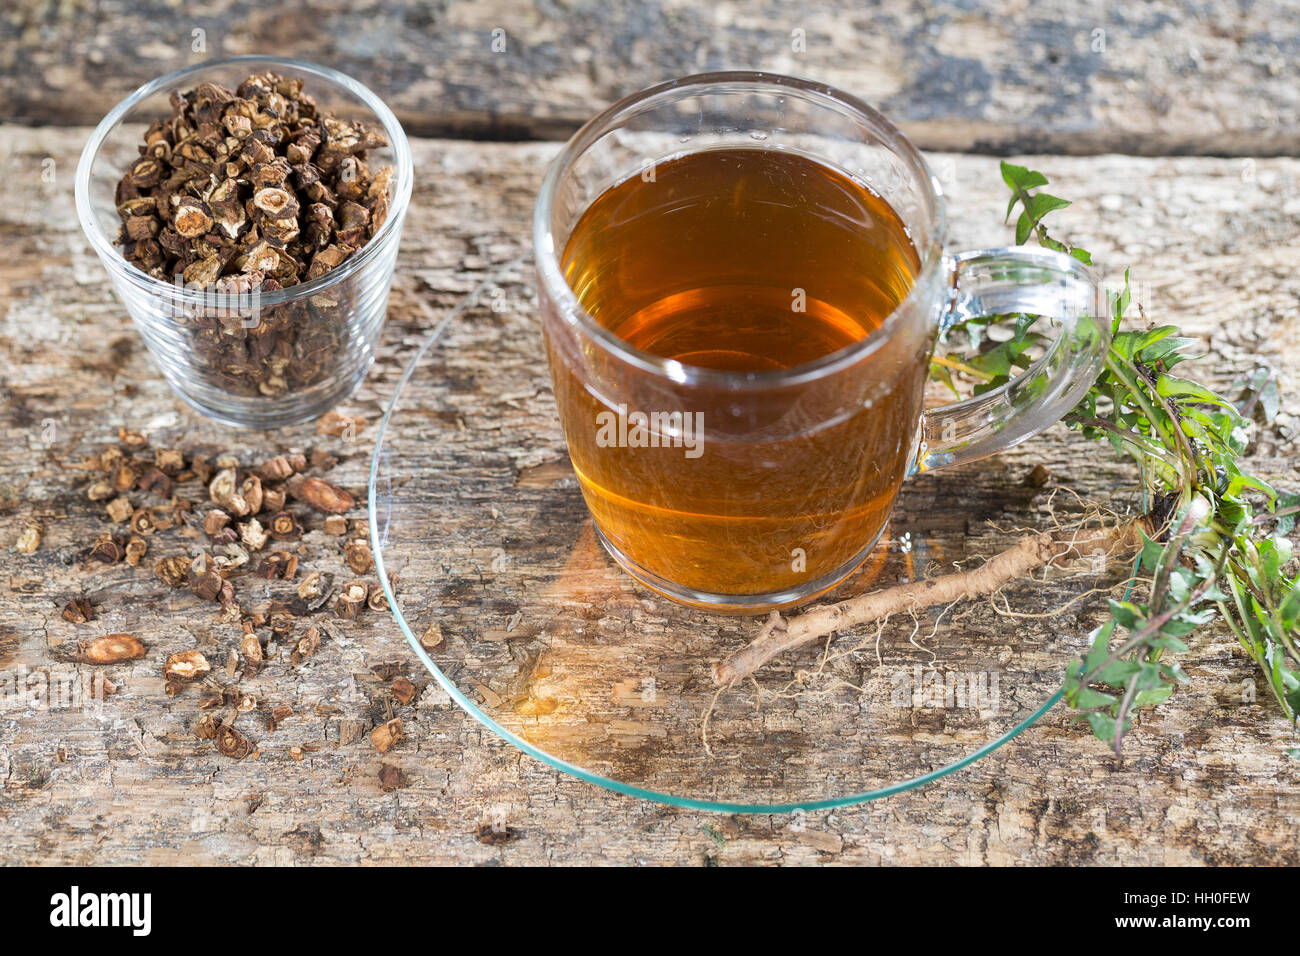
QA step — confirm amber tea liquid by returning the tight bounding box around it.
[553,147,926,602]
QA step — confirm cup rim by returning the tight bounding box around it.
[534,70,948,389]
[74,54,414,309]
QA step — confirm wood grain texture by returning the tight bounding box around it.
[3,0,1299,155]
[1,125,1298,864]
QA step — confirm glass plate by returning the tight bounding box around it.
[369,260,1099,813]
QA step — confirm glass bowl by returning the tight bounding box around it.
[365,261,1116,813]
[75,55,413,429]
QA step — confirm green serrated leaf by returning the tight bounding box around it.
[1165,568,1191,602]
[1139,531,1165,573]
[1279,581,1300,632]
[1134,325,1177,350]
[1075,686,1121,708]
[1095,660,1141,686]
[1014,211,1034,245]
[1273,492,1300,536]
[1155,373,1233,408]
[1149,633,1191,653]
[1116,270,1131,313]
[1133,685,1175,707]
[1084,711,1123,743]
[1024,192,1072,222]
[1108,599,1144,630]
[1226,471,1276,499]
[1000,160,1048,194]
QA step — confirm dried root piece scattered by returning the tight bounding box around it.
[317,411,366,438]
[155,555,190,588]
[268,510,302,539]
[52,429,385,721]
[79,634,147,664]
[289,625,321,665]
[335,580,368,619]
[106,497,134,523]
[371,718,403,753]
[124,536,148,566]
[165,650,211,682]
[420,622,445,652]
[61,598,94,624]
[15,518,43,553]
[391,677,417,706]
[240,624,265,678]
[89,533,124,564]
[215,721,254,760]
[269,704,294,731]
[344,537,373,574]
[191,568,225,602]
[194,713,219,740]
[378,763,409,791]
[475,819,516,845]
[258,453,305,482]
[285,475,355,514]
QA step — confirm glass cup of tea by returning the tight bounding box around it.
[535,72,1107,612]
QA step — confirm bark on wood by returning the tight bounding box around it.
[2,0,1299,156]
[0,126,1297,864]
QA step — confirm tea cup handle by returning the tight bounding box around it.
[912,246,1110,473]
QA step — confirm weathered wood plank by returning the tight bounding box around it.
[2,0,1299,155]
[0,126,1298,864]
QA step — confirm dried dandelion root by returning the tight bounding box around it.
[712,517,1153,687]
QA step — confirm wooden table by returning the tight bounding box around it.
[1,0,1297,865]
